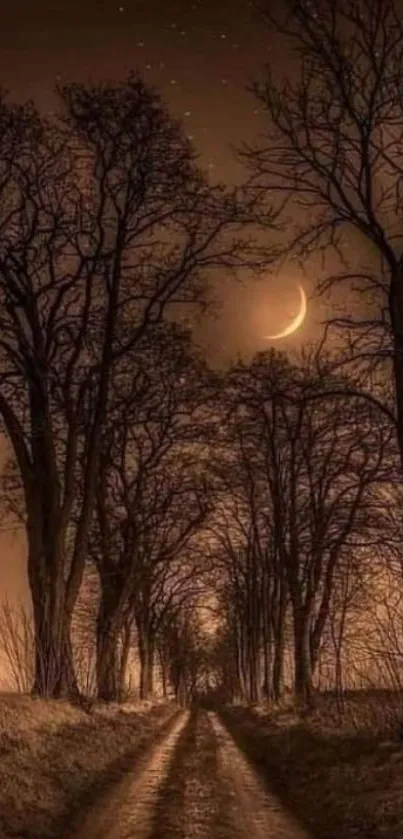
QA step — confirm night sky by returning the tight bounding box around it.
[0,0,333,620]
[0,0,330,364]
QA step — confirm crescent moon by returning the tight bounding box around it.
[263,283,307,340]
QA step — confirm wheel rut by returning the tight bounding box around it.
[210,712,309,839]
[67,710,189,839]
[66,708,309,839]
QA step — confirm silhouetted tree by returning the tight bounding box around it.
[210,349,393,703]
[89,323,213,700]
[159,602,208,705]
[0,73,277,697]
[243,0,403,470]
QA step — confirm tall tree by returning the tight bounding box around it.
[89,323,212,700]
[211,350,393,703]
[0,74,277,697]
[243,0,403,466]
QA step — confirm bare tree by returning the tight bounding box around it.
[241,0,403,470]
[210,410,289,702]
[208,349,393,704]
[88,323,213,700]
[0,74,277,697]
[158,602,208,706]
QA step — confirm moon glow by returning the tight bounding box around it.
[263,283,307,340]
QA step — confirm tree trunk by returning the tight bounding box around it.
[118,621,132,701]
[157,644,169,698]
[246,606,261,703]
[261,637,273,699]
[96,624,120,701]
[28,537,78,698]
[177,674,187,706]
[247,633,260,703]
[389,267,403,476]
[273,624,285,701]
[160,659,168,698]
[54,620,80,698]
[96,586,125,701]
[138,624,152,700]
[261,590,273,699]
[238,625,249,700]
[272,577,287,701]
[146,634,155,696]
[293,607,313,705]
[234,620,246,699]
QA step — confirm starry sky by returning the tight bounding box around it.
[0,0,330,622]
[0,0,327,366]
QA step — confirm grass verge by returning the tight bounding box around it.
[0,693,179,838]
[220,691,403,839]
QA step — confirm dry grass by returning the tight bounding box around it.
[0,693,179,838]
[221,690,403,839]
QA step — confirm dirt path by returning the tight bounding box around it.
[66,708,309,839]
[68,711,190,839]
[150,704,221,839]
[210,712,309,839]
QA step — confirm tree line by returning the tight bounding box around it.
[0,72,275,701]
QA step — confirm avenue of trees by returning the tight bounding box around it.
[0,72,276,699]
[4,0,403,708]
[206,350,400,704]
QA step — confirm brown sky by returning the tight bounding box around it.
[0,0,330,360]
[0,0,340,638]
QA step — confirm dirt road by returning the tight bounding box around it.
[66,709,309,839]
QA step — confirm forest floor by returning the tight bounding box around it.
[221,689,403,838]
[0,693,179,838]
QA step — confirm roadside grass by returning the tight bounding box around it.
[0,693,179,839]
[221,690,403,839]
